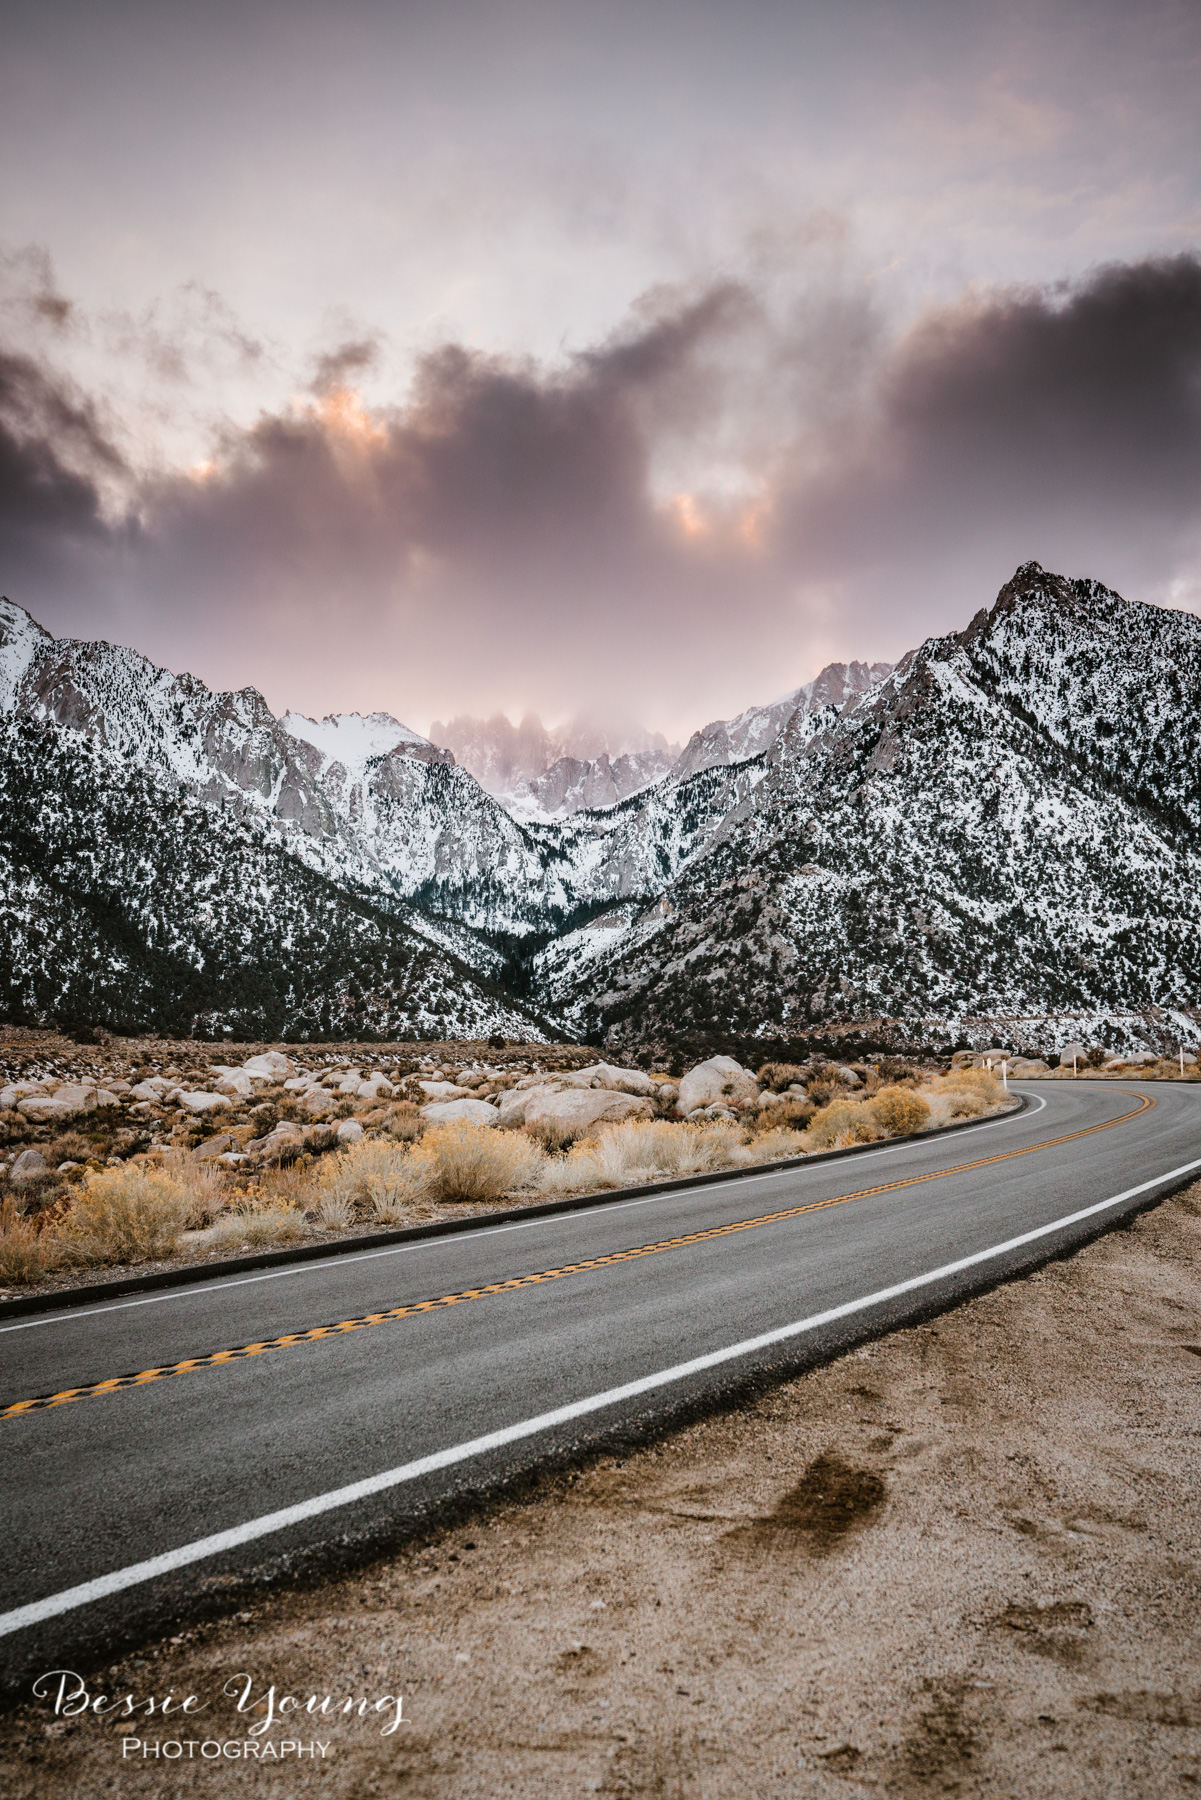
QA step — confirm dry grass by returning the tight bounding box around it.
[58,1165,190,1265]
[412,1122,545,1203]
[931,1068,1004,1119]
[208,1199,312,1249]
[315,1138,432,1226]
[0,1196,58,1285]
[160,1150,229,1227]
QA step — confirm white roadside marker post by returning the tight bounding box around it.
[1002,1058,1008,1091]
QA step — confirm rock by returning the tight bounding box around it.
[418,1080,471,1100]
[677,1057,759,1114]
[216,1071,255,1098]
[561,1062,656,1096]
[192,1134,235,1159]
[1009,1058,1051,1075]
[457,1070,486,1088]
[336,1119,365,1145]
[58,1161,81,1172]
[283,1074,318,1092]
[759,1091,783,1109]
[95,1088,119,1107]
[176,1091,232,1114]
[1058,1041,1088,1065]
[523,1088,654,1139]
[420,1097,500,1127]
[492,1088,537,1126]
[10,1148,48,1180]
[130,1079,168,1100]
[218,1152,248,1165]
[240,1052,296,1080]
[1,1081,47,1109]
[654,1082,679,1106]
[358,1075,395,1100]
[106,1080,132,1095]
[18,1096,75,1123]
[831,1065,862,1087]
[49,1082,100,1113]
[301,1087,338,1118]
[685,1103,738,1122]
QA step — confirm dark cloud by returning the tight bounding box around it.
[780,253,1201,605]
[2,254,1200,729]
[310,337,382,396]
[0,352,122,547]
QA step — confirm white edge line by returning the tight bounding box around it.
[0,1095,1046,1335]
[2,1128,1191,1645]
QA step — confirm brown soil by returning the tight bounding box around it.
[4,1185,1200,1798]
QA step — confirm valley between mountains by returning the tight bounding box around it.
[2,561,1199,1055]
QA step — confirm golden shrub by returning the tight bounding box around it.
[869,1086,932,1137]
[805,1098,881,1151]
[60,1165,189,1266]
[412,1123,544,1203]
[0,1197,58,1285]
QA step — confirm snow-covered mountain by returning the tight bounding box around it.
[5,563,1197,1050]
[541,564,1201,1048]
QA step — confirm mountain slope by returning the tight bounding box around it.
[545,564,1201,1041]
[0,711,544,1040]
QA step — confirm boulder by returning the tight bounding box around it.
[50,1082,101,1113]
[358,1075,395,1100]
[336,1119,365,1145]
[420,1097,500,1127]
[1,1081,48,1109]
[830,1065,862,1087]
[18,1081,100,1121]
[177,1090,232,1114]
[418,1080,471,1100]
[130,1078,168,1100]
[283,1074,318,1092]
[1058,1041,1088,1066]
[495,1087,542,1127]
[106,1080,132,1095]
[95,1089,119,1107]
[10,1148,48,1180]
[240,1052,296,1081]
[192,1134,235,1160]
[523,1088,654,1139]
[676,1057,759,1115]
[301,1087,338,1119]
[216,1071,255,1098]
[561,1062,656,1096]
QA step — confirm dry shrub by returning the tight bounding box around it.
[412,1123,544,1203]
[540,1120,751,1195]
[161,1150,228,1227]
[869,1085,931,1137]
[209,1200,311,1249]
[756,1062,808,1093]
[934,1068,1003,1119]
[386,1101,423,1143]
[0,1196,58,1284]
[315,1138,430,1226]
[744,1126,809,1163]
[805,1097,881,1151]
[46,1132,95,1166]
[60,1165,189,1266]
[750,1097,814,1131]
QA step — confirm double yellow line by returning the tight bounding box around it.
[2,1092,1152,1422]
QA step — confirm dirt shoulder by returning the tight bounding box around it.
[5,1184,1200,1798]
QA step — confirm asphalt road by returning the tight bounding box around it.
[2,1079,1199,1687]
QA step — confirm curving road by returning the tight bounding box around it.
[2,1079,1199,1686]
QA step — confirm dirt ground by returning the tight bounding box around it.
[4,1184,1200,1799]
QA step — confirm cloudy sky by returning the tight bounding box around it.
[2,0,1200,740]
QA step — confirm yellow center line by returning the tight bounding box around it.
[1,1091,1153,1422]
